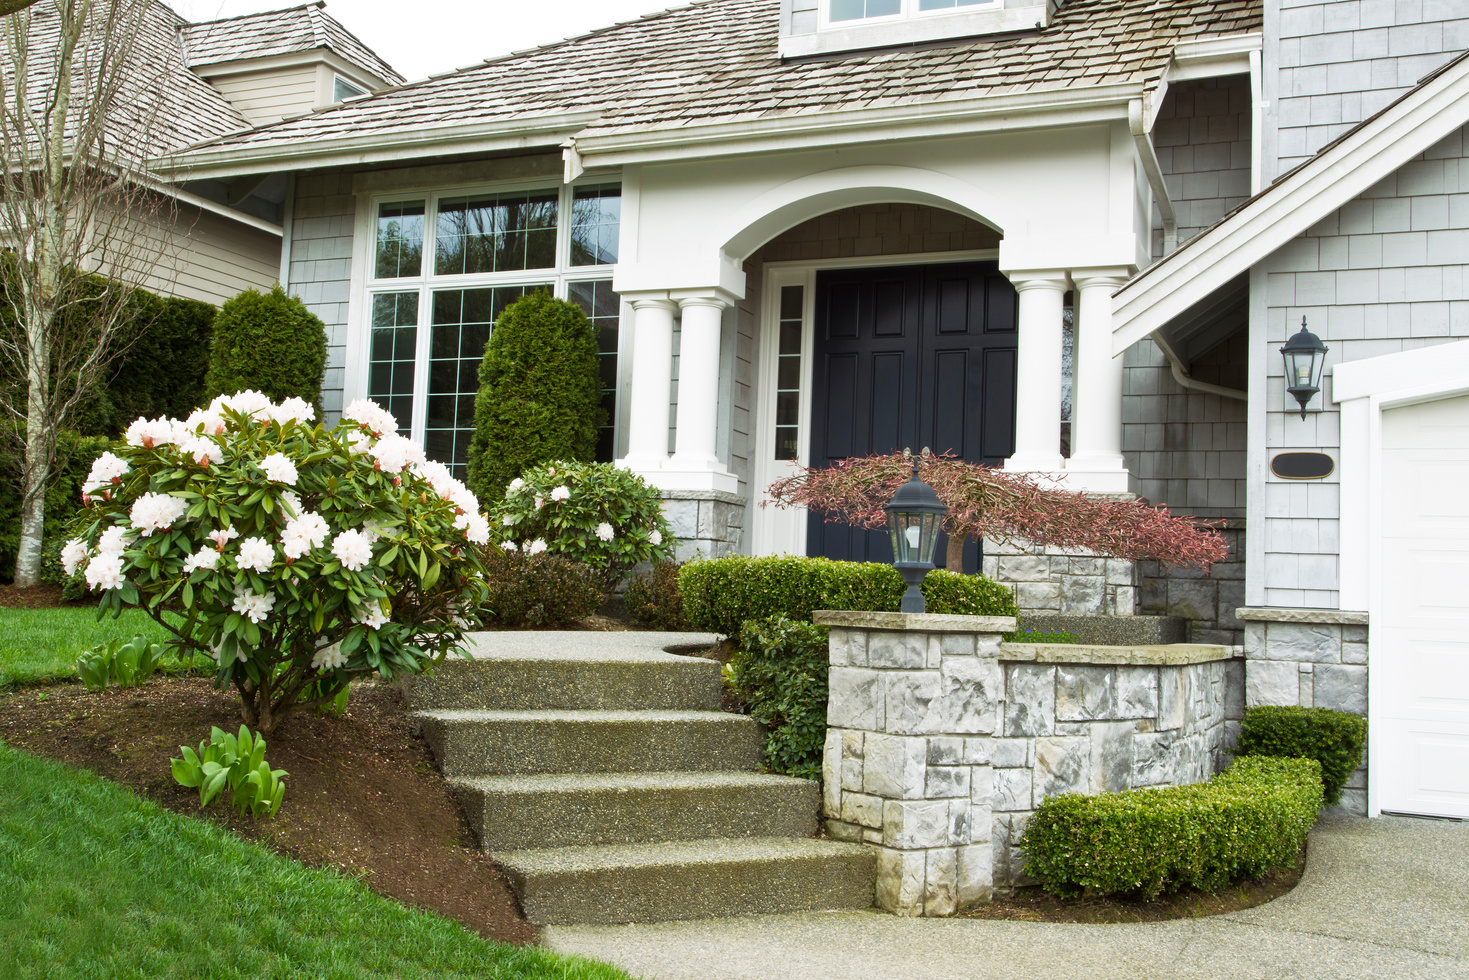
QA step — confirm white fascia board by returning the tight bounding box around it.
[1333,337,1469,404]
[573,83,1142,169]
[153,111,603,182]
[1111,55,1469,356]
[1168,32,1261,82]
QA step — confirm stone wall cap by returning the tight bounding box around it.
[813,610,1017,633]
[1234,606,1369,625]
[657,489,747,504]
[999,642,1241,665]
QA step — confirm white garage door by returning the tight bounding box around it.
[1378,393,1469,818]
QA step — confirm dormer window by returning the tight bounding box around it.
[783,0,1051,58]
[333,75,368,103]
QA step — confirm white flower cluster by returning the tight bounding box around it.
[344,398,397,438]
[259,452,298,485]
[125,416,188,450]
[67,525,130,590]
[649,529,663,546]
[356,603,390,631]
[237,536,275,573]
[331,528,374,571]
[523,538,548,556]
[370,433,424,475]
[549,485,571,502]
[311,637,347,670]
[129,492,188,537]
[182,547,221,573]
[282,511,330,559]
[209,527,240,550]
[596,522,615,542]
[83,452,129,496]
[232,587,275,624]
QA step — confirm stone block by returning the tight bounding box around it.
[1112,587,1137,617]
[963,737,992,765]
[1004,664,1056,736]
[1313,664,1367,715]
[926,765,971,799]
[938,632,977,658]
[869,631,928,669]
[933,656,1002,734]
[969,764,994,807]
[925,848,959,916]
[992,767,1033,811]
[947,798,973,845]
[884,799,952,849]
[1158,666,1191,731]
[1262,623,1342,663]
[829,629,867,667]
[1060,576,1106,615]
[976,633,1005,659]
[997,556,1051,581]
[1223,660,1246,719]
[863,733,929,800]
[842,792,886,829]
[1034,736,1089,801]
[1056,665,1119,720]
[1341,641,1368,665]
[1164,578,1218,621]
[841,754,864,793]
[826,819,862,843]
[1247,659,1301,707]
[1106,559,1138,586]
[1337,788,1368,817]
[1089,721,1136,794]
[1244,622,1265,658]
[875,847,926,914]
[828,667,884,730]
[885,671,942,735]
[928,736,964,766]
[1117,666,1160,717]
[1133,730,1179,786]
[957,843,994,905]
[662,499,698,538]
[1069,557,1103,576]
[823,729,844,814]
[1342,625,1368,643]
[1015,582,1063,611]
[990,738,1029,768]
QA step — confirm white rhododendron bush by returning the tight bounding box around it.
[64,392,491,733]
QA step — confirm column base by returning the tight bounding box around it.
[1004,451,1065,473]
[648,465,740,495]
[1056,466,1131,494]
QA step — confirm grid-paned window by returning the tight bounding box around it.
[364,183,622,473]
[829,0,898,19]
[774,285,804,461]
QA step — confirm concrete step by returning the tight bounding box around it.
[417,709,766,778]
[497,836,876,925]
[402,631,724,712]
[452,771,819,850]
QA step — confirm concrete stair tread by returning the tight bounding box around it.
[497,836,870,875]
[458,631,721,661]
[450,770,813,795]
[415,708,747,724]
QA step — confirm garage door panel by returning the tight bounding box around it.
[1379,723,1469,819]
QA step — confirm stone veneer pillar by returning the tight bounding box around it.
[815,609,1016,916]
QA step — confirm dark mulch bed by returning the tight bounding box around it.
[0,677,535,945]
[958,851,1306,923]
[0,583,84,608]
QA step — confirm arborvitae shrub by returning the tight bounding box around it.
[1236,705,1368,806]
[204,285,327,414]
[466,292,603,504]
[104,296,218,431]
[0,428,113,585]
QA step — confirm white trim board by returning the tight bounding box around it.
[1111,51,1469,355]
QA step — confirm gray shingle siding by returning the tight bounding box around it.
[1266,0,1469,179]
[1152,75,1254,260]
[1260,123,1469,606]
[286,172,356,419]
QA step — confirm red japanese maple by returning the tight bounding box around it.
[766,451,1229,573]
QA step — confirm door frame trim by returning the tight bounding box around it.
[751,249,1000,555]
[1335,337,1469,817]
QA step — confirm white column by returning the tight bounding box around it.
[1066,272,1131,493]
[618,297,677,475]
[1004,273,1069,474]
[664,295,738,492]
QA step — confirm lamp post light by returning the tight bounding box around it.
[884,456,949,614]
[1281,317,1329,420]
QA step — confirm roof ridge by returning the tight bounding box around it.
[306,2,326,51]
[185,2,322,29]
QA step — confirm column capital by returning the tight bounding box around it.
[621,293,680,312]
[1070,267,1133,290]
[1006,271,1070,292]
[672,287,738,311]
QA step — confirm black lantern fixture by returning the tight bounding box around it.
[1281,317,1329,420]
[884,455,949,613]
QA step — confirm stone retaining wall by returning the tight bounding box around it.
[818,610,1243,914]
[981,535,1139,617]
[661,490,745,562]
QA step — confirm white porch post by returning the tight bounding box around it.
[663,293,739,493]
[618,297,677,475]
[1066,271,1131,493]
[1004,272,1069,474]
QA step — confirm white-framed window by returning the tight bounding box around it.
[363,180,623,478]
[823,0,999,26]
[332,75,368,103]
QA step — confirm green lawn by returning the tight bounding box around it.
[0,743,632,979]
[0,606,204,687]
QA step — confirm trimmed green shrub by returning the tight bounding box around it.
[728,616,829,780]
[1236,705,1367,806]
[0,428,114,585]
[467,292,604,503]
[1020,756,1323,899]
[678,555,1017,637]
[625,560,690,631]
[477,547,603,628]
[203,285,327,415]
[95,295,217,435]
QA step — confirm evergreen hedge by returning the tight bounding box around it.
[1020,756,1324,899]
[1236,705,1368,806]
[203,285,327,415]
[466,293,604,504]
[0,428,114,585]
[96,295,217,435]
[729,616,829,780]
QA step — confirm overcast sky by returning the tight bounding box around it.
[173,0,678,81]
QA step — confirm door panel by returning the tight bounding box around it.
[807,262,1017,569]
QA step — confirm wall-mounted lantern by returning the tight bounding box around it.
[1281,316,1329,420]
[884,456,948,613]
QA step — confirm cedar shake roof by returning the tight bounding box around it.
[174,0,1261,157]
[181,2,404,86]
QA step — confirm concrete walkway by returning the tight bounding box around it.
[544,813,1469,980]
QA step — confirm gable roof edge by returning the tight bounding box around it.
[1111,51,1469,356]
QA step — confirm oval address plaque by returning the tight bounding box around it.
[1271,452,1334,480]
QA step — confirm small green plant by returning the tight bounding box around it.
[625,560,690,630]
[727,616,830,780]
[171,725,287,818]
[1003,627,1080,643]
[478,547,603,628]
[1236,705,1367,806]
[1020,756,1323,899]
[75,635,166,692]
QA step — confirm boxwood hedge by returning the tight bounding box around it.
[1020,756,1323,899]
[677,555,1016,637]
[1236,705,1367,806]
[728,616,829,780]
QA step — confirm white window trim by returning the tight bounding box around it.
[784,1,1049,58]
[819,0,1001,30]
[344,178,624,456]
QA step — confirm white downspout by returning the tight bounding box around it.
[1129,98,1178,255]
[1151,330,1247,401]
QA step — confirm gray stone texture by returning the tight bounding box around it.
[662,491,744,561]
[983,535,1140,618]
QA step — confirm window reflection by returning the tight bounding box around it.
[375,202,424,279]
[830,0,900,20]
[569,279,622,461]
[367,291,418,435]
[571,184,621,266]
[436,191,558,275]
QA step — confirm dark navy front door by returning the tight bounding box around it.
[806,261,1018,569]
